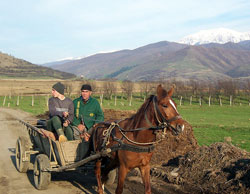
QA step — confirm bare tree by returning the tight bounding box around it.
[64,82,73,96]
[244,80,250,97]
[189,79,200,96]
[103,79,117,99]
[221,79,237,97]
[139,81,154,99]
[121,80,134,99]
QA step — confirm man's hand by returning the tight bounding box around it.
[77,124,85,132]
[81,132,90,142]
[63,120,70,127]
[63,112,69,118]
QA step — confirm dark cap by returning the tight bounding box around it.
[52,82,65,95]
[81,84,92,91]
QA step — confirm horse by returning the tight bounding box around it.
[92,84,185,194]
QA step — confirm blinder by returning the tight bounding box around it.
[152,96,182,136]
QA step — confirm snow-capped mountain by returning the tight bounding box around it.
[179,28,250,45]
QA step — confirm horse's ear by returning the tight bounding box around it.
[168,87,174,97]
[157,84,167,99]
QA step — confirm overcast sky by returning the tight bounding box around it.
[1,0,250,64]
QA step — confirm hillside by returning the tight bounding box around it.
[49,41,250,81]
[0,52,76,79]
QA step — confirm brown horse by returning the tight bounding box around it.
[92,85,185,194]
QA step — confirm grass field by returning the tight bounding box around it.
[0,95,249,151]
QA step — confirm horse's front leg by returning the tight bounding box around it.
[95,159,104,194]
[116,164,129,194]
[139,164,151,194]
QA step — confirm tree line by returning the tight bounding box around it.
[64,78,250,105]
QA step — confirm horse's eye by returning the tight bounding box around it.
[162,104,168,108]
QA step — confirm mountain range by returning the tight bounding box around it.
[48,40,250,82]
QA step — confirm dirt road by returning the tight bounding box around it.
[0,108,135,194]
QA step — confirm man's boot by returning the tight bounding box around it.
[56,128,67,142]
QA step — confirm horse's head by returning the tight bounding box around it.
[155,84,185,136]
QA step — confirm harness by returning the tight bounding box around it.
[94,95,182,154]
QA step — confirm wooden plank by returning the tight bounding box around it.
[59,140,84,164]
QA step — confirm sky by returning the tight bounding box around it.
[1,0,250,64]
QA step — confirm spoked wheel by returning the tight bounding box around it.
[33,154,51,190]
[15,136,30,173]
[105,168,117,185]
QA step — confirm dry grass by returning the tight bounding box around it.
[0,79,144,96]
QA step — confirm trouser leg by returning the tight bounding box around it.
[64,126,73,140]
[51,116,63,132]
[81,141,90,159]
[46,116,67,141]
[46,119,53,132]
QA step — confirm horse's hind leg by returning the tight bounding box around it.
[115,165,129,194]
[139,164,151,194]
[95,159,104,194]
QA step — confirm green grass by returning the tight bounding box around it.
[0,95,250,151]
[178,105,250,151]
[0,95,48,115]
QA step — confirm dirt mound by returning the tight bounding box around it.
[151,120,198,165]
[159,142,250,194]
[103,108,136,121]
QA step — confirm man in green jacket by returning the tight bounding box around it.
[71,84,104,157]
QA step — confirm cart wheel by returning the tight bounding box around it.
[33,154,51,190]
[106,169,117,185]
[15,136,30,173]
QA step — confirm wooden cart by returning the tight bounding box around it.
[15,119,115,190]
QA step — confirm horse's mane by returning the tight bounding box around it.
[127,95,155,128]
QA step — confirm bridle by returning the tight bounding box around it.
[147,95,182,136]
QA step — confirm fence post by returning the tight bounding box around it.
[199,97,202,106]
[46,95,49,107]
[209,96,211,106]
[16,96,19,106]
[3,96,6,106]
[190,96,192,105]
[180,96,182,106]
[100,93,103,106]
[31,95,34,106]
[219,96,222,106]
[230,95,232,106]
[114,95,117,106]
[129,93,132,106]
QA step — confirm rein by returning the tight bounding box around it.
[98,95,182,153]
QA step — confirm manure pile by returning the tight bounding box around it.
[154,143,250,194]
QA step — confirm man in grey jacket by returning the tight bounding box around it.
[46,82,74,142]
